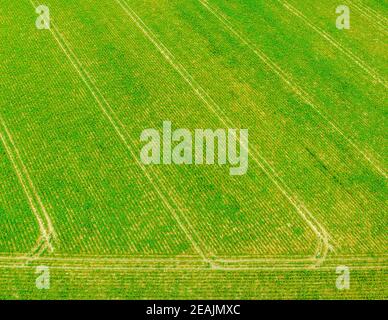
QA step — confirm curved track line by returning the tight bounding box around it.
[27,0,330,268]
[0,118,54,253]
[28,0,216,267]
[116,0,332,265]
[25,0,327,268]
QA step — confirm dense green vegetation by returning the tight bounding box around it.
[0,0,386,299]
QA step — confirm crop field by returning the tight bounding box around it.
[0,0,387,299]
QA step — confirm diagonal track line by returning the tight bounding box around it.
[352,0,388,26]
[198,0,386,179]
[115,0,332,265]
[28,0,216,267]
[279,0,387,89]
[351,1,388,34]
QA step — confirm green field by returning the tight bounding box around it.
[0,0,386,299]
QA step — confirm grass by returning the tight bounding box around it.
[0,0,386,299]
